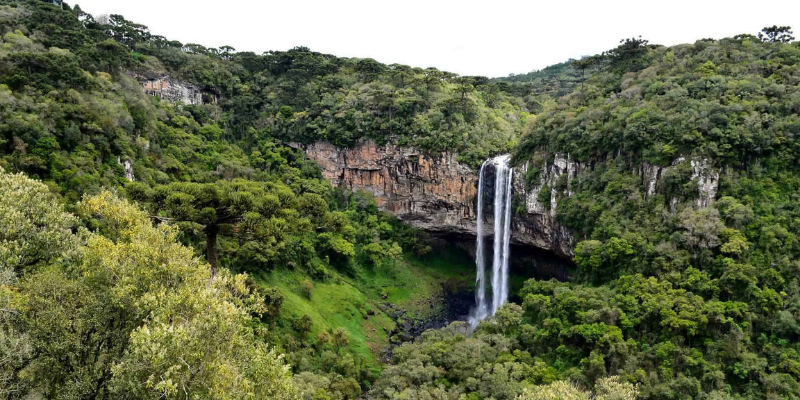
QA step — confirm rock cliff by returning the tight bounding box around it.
[513,154,579,257]
[299,140,576,258]
[640,156,720,208]
[132,72,213,105]
[117,156,135,182]
[300,140,478,235]
[300,141,721,260]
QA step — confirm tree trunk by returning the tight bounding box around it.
[205,224,220,278]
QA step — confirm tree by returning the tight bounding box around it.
[570,55,601,94]
[604,36,651,72]
[0,168,81,398]
[517,381,589,400]
[355,58,385,82]
[387,242,403,267]
[678,207,724,251]
[301,279,314,298]
[594,376,639,400]
[516,376,637,400]
[84,38,132,73]
[758,26,795,43]
[0,168,299,398]
[332,327,349,349]
[574,238,633,282]
[294,372,332,400]
[362,241,385,266]
[219,45,236,60]
[388,63,413,88]
[0,167,79,272]
[494,302,524,334]
[262,286,285,321]
[102,14,152,48]
[9,189,299,399]
[293,315,313,339]
[716,196,753,229]
[140,180,283,275]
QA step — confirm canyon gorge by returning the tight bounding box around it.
[298,140,722,261]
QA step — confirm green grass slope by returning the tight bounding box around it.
[257,244,476,373]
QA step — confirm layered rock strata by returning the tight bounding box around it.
[300,141,575,257]
[300,141,721,259]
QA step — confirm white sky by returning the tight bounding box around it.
[72,0,800,78]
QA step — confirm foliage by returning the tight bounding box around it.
[759,26,795,43]
[0,167,79,272]
[517,376,638,400]
[509,26,800,399]
[516,34,800,165]
[4,2,800,399]
[0,6,470,396]
[1,170,298,399]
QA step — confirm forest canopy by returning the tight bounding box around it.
[2,1,800,399]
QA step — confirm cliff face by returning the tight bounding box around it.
[117,156,135,182]
[641,157,719,208]
[140,76,204,104]
[513,154,579,257]
[301,141,723,260]
[301,140,478,235]
[300,140,575,258]
[132,72,216,105]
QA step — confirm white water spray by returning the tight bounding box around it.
[472,160,489,325]
[469,155,513,330]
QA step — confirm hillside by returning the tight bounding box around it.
[2,1,800,399]
[504,32,800,399]
[0,1,493,398]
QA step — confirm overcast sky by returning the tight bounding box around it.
[72,0,800,78]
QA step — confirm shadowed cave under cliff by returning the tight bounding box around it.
[421,232,574,322]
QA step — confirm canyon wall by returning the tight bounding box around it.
[140,76,204,105]
[300,141,721,259]
[513,154,579,257]
[300,140,478,235]
[299,141,575,258]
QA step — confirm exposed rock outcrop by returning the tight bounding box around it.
[132,73,212,105]
[642,161,662,200]
[299,141,576,258]
[141,76,203,104]
[639,157,719,208]
[514,153,580,257]
[299,140,722,259]
[117,156,135,182]
[686,157,719,208]
[521,153,581,216]
[300,140,478,235]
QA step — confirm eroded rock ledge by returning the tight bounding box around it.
[300,140,478,234]
[298,140,575,258]
[300,141,723,260]
[132,72,216,105]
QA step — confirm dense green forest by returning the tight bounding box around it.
[1,0,800,399]
[507,29,800,400]
[0,1,492,398]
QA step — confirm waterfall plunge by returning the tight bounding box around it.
[469,155,513,330]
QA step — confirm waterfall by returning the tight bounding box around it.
[500,166,513,307]
[472,160,489,325]
[469,155,513,330]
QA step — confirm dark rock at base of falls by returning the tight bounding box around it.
[379,281,474,362]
